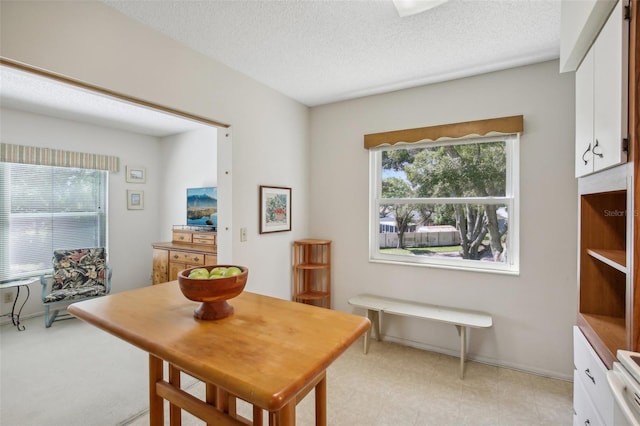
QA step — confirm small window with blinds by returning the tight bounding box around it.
[367,116,522,274]
[0,163,108,282]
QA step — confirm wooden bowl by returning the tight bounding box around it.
[178,265,248,320]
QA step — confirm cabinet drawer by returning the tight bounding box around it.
[573,326,614,424]
[169,250,205,265]
[193,232,216,241]
[172,231,192,243]
[573,370,605,426]
[192,233,216,246]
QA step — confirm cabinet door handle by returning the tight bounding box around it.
[592,139,604,158]
[585,368,595,384]
[582,143,591,165]
[194,257,200,262]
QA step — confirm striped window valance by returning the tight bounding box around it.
[0,143,119,172]
[364,115,524,149]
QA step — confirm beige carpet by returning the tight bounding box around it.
[1,315,573,426]
[0,315,195,426]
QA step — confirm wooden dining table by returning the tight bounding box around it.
[68,281,370,426]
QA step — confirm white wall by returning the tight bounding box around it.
[1,1,578,379]
[0,108,163,318]
[0,1,310,300]
[158,128,218,242]
[309,60,578,379]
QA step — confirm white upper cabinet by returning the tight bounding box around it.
[575,0,629,178]
[560,0,617,73]
[575,48,595,177]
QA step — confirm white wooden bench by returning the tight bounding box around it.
[348,294,493,379]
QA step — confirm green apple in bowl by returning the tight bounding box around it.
[209,267,227,278]
[223,266,242,277]
[188,268,210,279]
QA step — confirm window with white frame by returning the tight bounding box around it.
[0,162,108,282]
[368,124,520,274]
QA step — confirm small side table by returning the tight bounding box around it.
[0,278,35,331]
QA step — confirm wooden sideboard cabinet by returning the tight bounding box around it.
[152,227,217,284]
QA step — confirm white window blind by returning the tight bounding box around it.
[0,162,108,282]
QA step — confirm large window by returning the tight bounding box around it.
[369,135,519,274]
[0,163,108,282]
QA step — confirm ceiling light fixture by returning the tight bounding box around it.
[392,0,449,17]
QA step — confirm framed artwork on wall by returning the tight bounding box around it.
[259,185,291,234]
[125,166,146,183]
[187,187,217,227]
[127,190,144,210]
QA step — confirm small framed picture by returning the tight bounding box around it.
[259,185,291,234]
[125,166,146,183]
[127,190,144,210]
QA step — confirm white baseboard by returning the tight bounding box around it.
[380,334,573,382]
[0,311,45,327]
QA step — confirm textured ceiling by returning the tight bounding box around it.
[1,66,211,137]
[1,0,561,136]
[102,0,561,106]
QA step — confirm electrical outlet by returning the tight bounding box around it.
[3,292,14,303]
[240,227,247,242]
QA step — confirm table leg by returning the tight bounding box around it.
[229,395,237,417]
[253,405,263,426]
[216,387,237,417]
[456,325,467,379]
[206,383,216,405]
[169,364,182,425]
[314,374,326,426]
[206,383,216,426]
[149,354,164,426]
[364,309,380,354]
[276,400,295,426]
[10,285,29,331]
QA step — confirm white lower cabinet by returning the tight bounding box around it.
[574,372,605,426]
[574,326,614,425]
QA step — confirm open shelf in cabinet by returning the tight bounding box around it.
[586,249,627,273]
[579,179,630,367]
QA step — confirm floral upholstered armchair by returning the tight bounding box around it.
[40,247,112,328]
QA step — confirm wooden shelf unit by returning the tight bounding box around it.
[578,172,632,368]
[292,239,331,309]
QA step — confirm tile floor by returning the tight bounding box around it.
[123,338,573,426]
